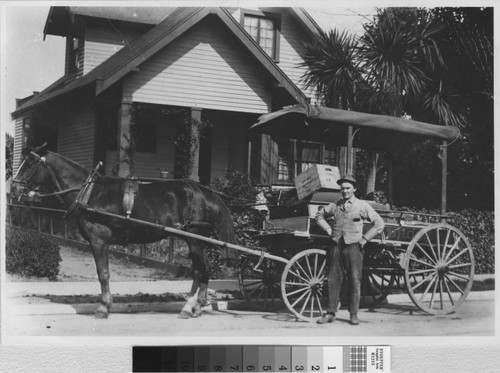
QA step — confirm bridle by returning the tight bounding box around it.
[13,152,80,201]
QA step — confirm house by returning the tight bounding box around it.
[12,6,345,187]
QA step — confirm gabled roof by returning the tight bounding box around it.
[15,7,315,118]
[44,7,174,37]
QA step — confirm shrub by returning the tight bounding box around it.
[448,209,494,274]
[6,228,62,280]
[210,171,266,276]
[395,207,494,274]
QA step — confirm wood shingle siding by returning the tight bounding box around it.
[124,18,271,114]
[84,24,140,74]
[57,104,96,170]
[277,9,315,98]
[227,7,316,101]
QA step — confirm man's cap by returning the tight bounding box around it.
[337,173,358,187]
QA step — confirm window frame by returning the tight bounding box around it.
[273,138,339,185]
[241,9,281,62]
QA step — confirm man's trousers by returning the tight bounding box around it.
[325,238,363,314]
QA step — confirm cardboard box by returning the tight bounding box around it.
[295,164,341,200]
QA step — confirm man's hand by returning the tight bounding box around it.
[359,237,367,248]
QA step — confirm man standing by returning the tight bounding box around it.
[316,174,384,325]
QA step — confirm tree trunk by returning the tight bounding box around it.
[365,151,378,200]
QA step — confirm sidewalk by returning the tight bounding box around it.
[5,275,494,316]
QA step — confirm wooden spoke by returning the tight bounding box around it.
[315,294,324,315]
[447,271,471,282]
[281,249,327,322]
[414,243,438,265]
[239,256,284,311]
[418,273,437,303]
[443,236,462,263]
[439,279,444,310]
[436,228,441,262]
[286,285,310,298]
[284,281,309,287]
[299,292,311,316]
[404,224,474,315]
[410,256,436,268]
[446,248,470,267]
[409,268,436,276]
[444,274,465,295]
[440,228,452,262]
[295,261,312,282]
[290,288,309,308]
[306,255,314,279]
[428,275,439,308]
[288,268,310,283]
[313,253,319,279]
[411,272,436,292]
[424,232,438,262]
[443,278,455,305]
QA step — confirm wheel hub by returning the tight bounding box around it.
[309,281,322,295]
[437,263,449,278]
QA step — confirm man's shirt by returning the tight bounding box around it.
[316,196,385,244]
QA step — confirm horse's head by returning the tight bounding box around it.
[11,145,54,202]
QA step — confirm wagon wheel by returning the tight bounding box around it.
[404,223,475,315]
[281,249,327,322]
[239,255,285,310]
[361,268,396,308]
[361,247,397,308]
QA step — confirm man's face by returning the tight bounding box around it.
[340,182,356,200]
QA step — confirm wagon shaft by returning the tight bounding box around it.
[82,205,290,264]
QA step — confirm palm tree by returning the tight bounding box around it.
[301,29,363,110]
[300,29,365,176]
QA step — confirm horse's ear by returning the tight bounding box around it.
[32,142,48,155]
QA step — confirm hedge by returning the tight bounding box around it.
[6,228,62,280]
[448,209,495,274]
[397,207,494,274]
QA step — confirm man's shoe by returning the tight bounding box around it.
[317,313,335,324]
[350,313,359,325]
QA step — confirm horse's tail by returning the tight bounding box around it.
[214,195,237,244]
[194,181,237,245]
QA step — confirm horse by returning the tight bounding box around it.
[11,147,237,319]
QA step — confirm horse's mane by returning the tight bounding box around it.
[46,151,90,175]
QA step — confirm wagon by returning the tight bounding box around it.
[237,104,475,322]
[13,104,474,323]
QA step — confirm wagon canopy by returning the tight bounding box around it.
[250,104,461,151]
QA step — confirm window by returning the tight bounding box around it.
[277,139,293,182]
[21,117,31,154]
[274,139,340,183]
[297,142,321,173]
[242,11,280,61]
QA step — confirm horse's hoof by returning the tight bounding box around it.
[178,311,192,319]
[94,311,109,319]
[94,304,110,319]
[192,309,203,318]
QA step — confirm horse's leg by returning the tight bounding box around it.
[89,237,112,319]
[179,239,210,318]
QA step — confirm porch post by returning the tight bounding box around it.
[116,98,132,177]
[441,141,448,216]
[189,107,201,182]
[346,125,353,174]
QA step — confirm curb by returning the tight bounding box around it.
[10,299,254,316]
[10,291,494,316]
